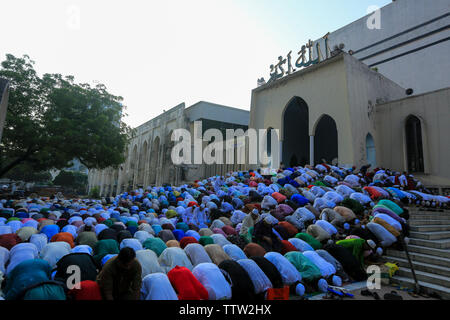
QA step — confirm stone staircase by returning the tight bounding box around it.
[384,208,450,299]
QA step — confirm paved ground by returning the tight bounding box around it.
[307,282,439,300]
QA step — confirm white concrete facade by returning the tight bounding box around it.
[312,0,450,96]
[88,101,250,197]
[249,52,406,171]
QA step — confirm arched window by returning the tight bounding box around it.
[405,115,424,172]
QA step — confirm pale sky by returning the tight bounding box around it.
[0,0,391,128]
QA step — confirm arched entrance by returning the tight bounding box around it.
[366,133,376,168]
[314,114,338,165]
[405,115,424,172]
[149,136,160,185]
[283,97,309,167]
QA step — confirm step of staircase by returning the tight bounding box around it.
[386,250,450,268]
[386,209,450,300]
[383,255,450,277]
[396,267,450,289]
[410,225,450,232]
[409,231,450,240]
[393,245,450,259]
[409,238,450,249]
[409,220,450,226]
[410,215,450,221]
[390,276,450,300]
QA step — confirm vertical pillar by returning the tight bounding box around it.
[279,141,283,169]
[310,135,314,166]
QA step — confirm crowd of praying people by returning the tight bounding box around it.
[0,163,448,300]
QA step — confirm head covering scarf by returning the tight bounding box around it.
[143,237,167,257]
[295,233,322,250]
[134,231,153,244]
[6,243,39,275]
[199,236,214,246]
[281,240,298,255]
[97,228,118,241]
[167,266,209,300]
[172,229,186,242]
[184,242,212,266]
[211,234,232,247]
[166,240,180,248]
[237,259,273,295]
[3,259,53,300]
[93,239,120,264]
[40,224,60,241]
[68,280,102,300]
[185,230,201,241]
[135,249,164,278]
[284,251,322,283]
[39,241,72,268]
[315,249,350,282]
[250,256,283,288]
[29,233,48,253]
[223,244,247,261]
[51,232,75,248]
[120,238,143,251]
[302,250,336,278]
[158,230,176,243]
[199,228,214,237]
[192,263,232,300]
[16,227,38,242]
[158,247,193,273]
[141,273,178,300]
[323,243,367,281]
[204,244,231,265]
[180,237,198,249]
[218,259,257,300]
[0,234,22,251]
[243,243,267,258]
[288,238,314,252]
[71,245,93,255]
[264,252,302,286]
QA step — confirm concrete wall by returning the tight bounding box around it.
[343,53,406,168]
[185,101,250,126]
[249,53,409,170]
[375,87,450,185]
[313,0,450,95]
[88,101,250,196]
[0,79,9,143]
[250,54,353,166]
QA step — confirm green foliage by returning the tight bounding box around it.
[3,163,52,183]
[53,170,88,194]
[89,186,100,199]
[0,54,134,178]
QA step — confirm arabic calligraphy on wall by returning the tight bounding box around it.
[263,33,338,84]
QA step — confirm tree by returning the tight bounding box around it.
[53,170,88,194]
[3,163,52,183]
[0,54,134,177]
